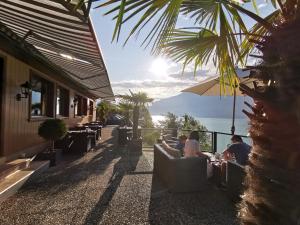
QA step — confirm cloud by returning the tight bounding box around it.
[112,79,198,100]
[169,69,212,80]
[111,70,214,100]
[111,57,219,100]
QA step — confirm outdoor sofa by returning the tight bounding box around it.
[154,144,208,193]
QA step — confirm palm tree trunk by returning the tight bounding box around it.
[132,105,139,140]
[239,17,300,224]
[239,100,300,225]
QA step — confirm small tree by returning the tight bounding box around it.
[159,113,211,150]
[38,119,67,152]
[117,91,153,140]
[96,100,117,124]
[158,112,182,130]
[181,114,211,151]
[118,101,134,126]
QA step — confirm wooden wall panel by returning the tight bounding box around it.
[0,50,97,160]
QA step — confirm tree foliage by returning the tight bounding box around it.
[38,119,67,141]
[93,0,285,93]
[96,100,118,123]
[159,112,211,150]
[117,91,154,138]
[158,112,182,129]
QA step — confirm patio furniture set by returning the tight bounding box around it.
[55,122,102,155]
[153,142,246,201]
[118,126,141,146]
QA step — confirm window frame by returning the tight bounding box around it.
[56,86,70,118]
[29,73,54,121]
[74,94,83,117]
[89,100,94,116]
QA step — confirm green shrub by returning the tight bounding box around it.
[38,119,67,141]
[143,131,160,146]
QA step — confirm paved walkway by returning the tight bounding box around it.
[0,143,239,225]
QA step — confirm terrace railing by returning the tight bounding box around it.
[140,128,251,153]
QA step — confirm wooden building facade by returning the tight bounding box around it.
[0,0,114,163]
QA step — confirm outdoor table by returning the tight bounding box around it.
[67,130,96,155]
[84,124,102,140]
[119,127,142,145]
[87,121,102,125]
[54,134,73,153]
[69,126,89,131]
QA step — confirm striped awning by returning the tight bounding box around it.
[0,0,114,99]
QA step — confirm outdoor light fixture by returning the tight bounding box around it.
[16,81,32,101]
[73,97,78,105]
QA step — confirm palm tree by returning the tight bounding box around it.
[117,91,153,140]
[83,0,300,223]
[118,101,134,126]
[96,100,117,124]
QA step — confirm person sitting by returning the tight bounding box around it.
[175,135,187,155]
[184,131,208,159]
[223,135,251,166]
[161,140,181,158]
[184,131,212,178]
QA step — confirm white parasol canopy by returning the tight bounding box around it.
[181,69,253,134]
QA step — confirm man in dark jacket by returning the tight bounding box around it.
[223,135,251,166]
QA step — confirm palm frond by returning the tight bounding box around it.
[161,28,239,93]
[241,10,281,60]
[117,91,153,105]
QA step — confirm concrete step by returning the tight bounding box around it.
[0,158,31,182]
[0,160,49,202]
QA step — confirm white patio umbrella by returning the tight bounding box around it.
[182,69,253,134]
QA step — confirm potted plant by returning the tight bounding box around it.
[117,91,153,153]
[38,119,67,166]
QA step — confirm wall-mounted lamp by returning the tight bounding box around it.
[16,81,32,101]
[73,97,78,104]
[72,97,78,108]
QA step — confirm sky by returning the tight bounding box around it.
[90,1,275,100]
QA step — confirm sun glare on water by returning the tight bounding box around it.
[149,57,169,77]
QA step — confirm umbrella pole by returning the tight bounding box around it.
[231,88,236,135]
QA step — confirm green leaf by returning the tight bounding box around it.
[112,0,127,41]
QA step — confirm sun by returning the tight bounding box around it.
[149,57,169,77]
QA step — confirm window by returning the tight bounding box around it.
[83,98,87,115]
[89,100,94,115]
[74,95,88,116]
[56,86,69,117]
[74,94,82,116]
[30,74,54,117]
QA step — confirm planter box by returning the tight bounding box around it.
[36,149,62,167]
[128,138,142,155]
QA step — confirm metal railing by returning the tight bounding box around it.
[139,128,251,153]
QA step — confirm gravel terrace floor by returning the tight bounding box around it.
[0,144,239,225]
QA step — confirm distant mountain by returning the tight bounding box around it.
[149,93,252,118]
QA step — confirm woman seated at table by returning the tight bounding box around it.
[184,131,212,177]
[184,131,209,159]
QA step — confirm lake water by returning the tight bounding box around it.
[152,115,251,152]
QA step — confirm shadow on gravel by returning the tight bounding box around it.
[83,151,140,225]
[21,129,122,193]
[148,175,240,225]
